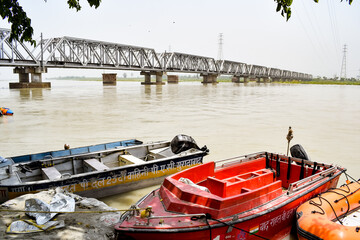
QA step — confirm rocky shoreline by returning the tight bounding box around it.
[0,188,120,240]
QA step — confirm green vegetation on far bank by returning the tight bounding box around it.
[287,78,360,85]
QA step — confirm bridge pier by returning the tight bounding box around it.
[232,76,249,83]
[140,71,165,85]
[232,76,240,83]
[201,73,218,84]
[271,78,281,82]
[102,73,117,85]
[10,67,50,89]
[257,77,270,83]
[167,75,179,84]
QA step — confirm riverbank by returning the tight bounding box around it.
[46,76,360,85]
[0,188,119,240]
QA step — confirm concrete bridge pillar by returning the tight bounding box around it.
[201,73,218,84]
[261,77,270,83]
[155,72,163,84]
[167,75,179,84]
[232,76,240,83]
[141,71,165,85]
[243,77,250,83]
[102,73,117,85]
[10,67,50,89]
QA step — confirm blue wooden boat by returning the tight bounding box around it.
[0,135,208,203]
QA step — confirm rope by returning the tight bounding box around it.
[287,157,291,180]
[204,216,212,240]
[276,154,280,177]
[345,172,360,186]
[0,207,147,214]
[204,214,269,240]
[310,195,343,224]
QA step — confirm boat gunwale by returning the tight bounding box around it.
[8,140,169,164]
[214,152,334,171]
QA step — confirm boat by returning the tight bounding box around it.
[0,135,208,203]
[296,180,360,240]
[115,150,345,240]
[0,107,14,115]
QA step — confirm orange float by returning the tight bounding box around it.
[0,107,14,115]
[296,180,360,240]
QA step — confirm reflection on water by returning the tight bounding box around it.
[1,80,359,216]
[18,88,49,100]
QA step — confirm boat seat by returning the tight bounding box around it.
[206,177,227,197]
[84,159,109,171]
[42,167,62,180]
[149,147,174,158]
[118,154,144,166]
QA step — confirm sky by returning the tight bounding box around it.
[0,0,359,79]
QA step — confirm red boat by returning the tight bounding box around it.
[115,151,345,240]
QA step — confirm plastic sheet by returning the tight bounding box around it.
[25,192,75,225]
[179,177,210,193]
[0,155,8,163]
[6,219,65,234]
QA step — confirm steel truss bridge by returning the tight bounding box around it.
[0,28,312,80]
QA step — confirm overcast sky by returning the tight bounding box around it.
[1,0,359,79]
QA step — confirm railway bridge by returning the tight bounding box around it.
[0,28,312,88]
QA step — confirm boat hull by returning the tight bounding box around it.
[116,171,341,240]
[0,153,205,203]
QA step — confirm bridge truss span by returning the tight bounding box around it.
[162,52,218,74]
[41,36,163,71]
[216,60,250,76]
[0,28,313,81]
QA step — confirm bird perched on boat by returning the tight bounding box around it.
[64,144,70,150]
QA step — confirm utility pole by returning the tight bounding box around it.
[340,44,347,80]
[217,33,223,60]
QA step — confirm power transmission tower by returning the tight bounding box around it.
[217,33,223,60]
[340,44,347,80]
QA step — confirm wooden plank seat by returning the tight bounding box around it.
[42,167,62,180]
[118,155,144,166]
[84,159,109,171]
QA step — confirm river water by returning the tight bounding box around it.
[1,80,359,211]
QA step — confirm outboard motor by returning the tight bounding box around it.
[290,144,310,160]
[170,134,201,154]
